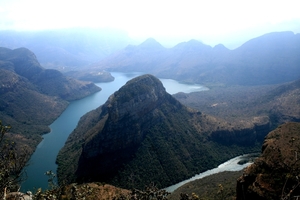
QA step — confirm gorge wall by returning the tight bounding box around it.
[57,74,271,189]
[236,122,300,200]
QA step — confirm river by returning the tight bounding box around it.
[165,154,258,192]
[21,72,208,191]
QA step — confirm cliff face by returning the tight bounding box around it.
[236,122,300,200]
[74,74,195,187]
[81,75,182,158]
[210,116,271,146]
[58,74,268,189]
[0,47,101,101]
[0,46,101,161]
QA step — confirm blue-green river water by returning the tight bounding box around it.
[21,72,208,191]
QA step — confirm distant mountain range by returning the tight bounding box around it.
[1,28,299,197]
[0,47,100,152]
[0,28,131,71]
[1,30,299,85]
[90,31,300,85]
[56,74,270,189]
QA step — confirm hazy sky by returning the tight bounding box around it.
[1,0,300,48]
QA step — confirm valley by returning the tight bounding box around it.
[0,30,299,199]
[55,74,275,189]
[20,72,209,191]
[0,47,101,155]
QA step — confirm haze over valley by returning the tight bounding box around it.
[0,0,300,199]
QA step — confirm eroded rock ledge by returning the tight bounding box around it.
[236,122,300,200]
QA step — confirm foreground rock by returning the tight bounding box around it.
[236,122,300,199]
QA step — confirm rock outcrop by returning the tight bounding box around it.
[236,122,300,200]
[0,46,101,160]
[0,47,101,101]
[210,116,271,146]
[57,74,268,189]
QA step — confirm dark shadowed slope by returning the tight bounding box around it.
[57,74,269,189]
[0,47,100,153]
[0,47,100,101]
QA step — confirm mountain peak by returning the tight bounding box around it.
[174,39,212,51]
[213,44,229,51]
[0,46,100,101]
[58,74,194,186]
[122,74,165,93]
[138,38,164,49]
[236,31,298,51]
[57,73,271,189]
[104,74,169,118]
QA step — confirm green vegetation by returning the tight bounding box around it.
[174,85,275,123]
[1,31,300,199]
[0,121,29,198]
[106,106,261,189]
[168,171,243,200]
[0,46,101,164]
[174,79,300,129]
[64,70,115,82]
[57,75,262,190]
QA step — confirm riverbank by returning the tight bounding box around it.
[21,72,208,192]
[165,153,259,192]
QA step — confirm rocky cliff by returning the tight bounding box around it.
[236,122,300,200]
[0,47,101,101]
[57,74,269,189]
[0,46,101,155]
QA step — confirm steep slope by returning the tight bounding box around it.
[168,171,243,200]
[57,75,269,189]
[0,47,100,153]
[228,31,300,85]
[91,31,300,85]
[0,68,67,134]
[158,40,216,80]
[89,38,167,73]
[262,79,300,124]
[0,47,100,101]
[89,38,215,77]
[236,122,300,200]
[0,29,132,82]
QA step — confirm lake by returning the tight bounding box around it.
[21,72,208,191]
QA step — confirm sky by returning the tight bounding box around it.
[1,0,300,48]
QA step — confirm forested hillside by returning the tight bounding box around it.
[0,47,100,154]
[57,74,268,189]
